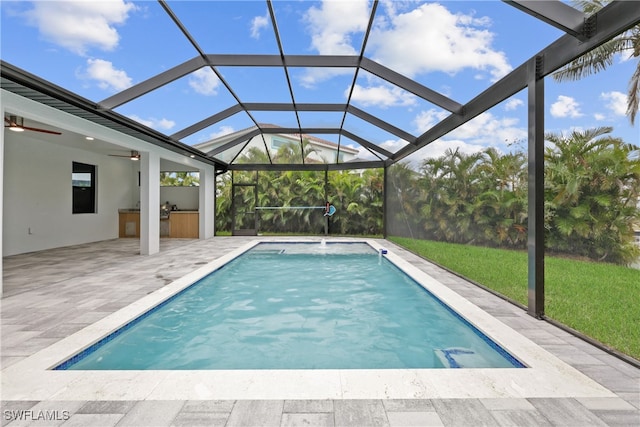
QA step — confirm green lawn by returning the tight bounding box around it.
[389,236,640,361]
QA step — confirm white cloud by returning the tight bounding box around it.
[505,99,523,111]
[299,0,370,86]
[449,112,527,146]
[25,0,136,55]
[188,68,221,96]
[156,118,176,130]
[416,139,486,161]
[251,13,269,39]
[208,126,235,139]
[128,115,175,131]
[304,0,370,55]
[368,3,512,81]
[356,138,407,161]
[298,67,353,89]
[84,59,132,91]
[358,108,524,167]
[128,115,153,128]
[370,138,485,167]
[413,109,450,134]
[299,1,511,86]
[349,84,417,108]
[594,113,606,121]
[380,138,408,153]
[412,109,526,151]
[600,91,627,116]
[550,95,583,118]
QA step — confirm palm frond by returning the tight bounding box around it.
[627,58,640,125]
[552,39,630,82]
[570,0,609,15]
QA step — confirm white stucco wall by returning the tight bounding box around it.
[3,133,136,256]
[159,186,199,211]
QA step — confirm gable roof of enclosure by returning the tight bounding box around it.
[1,0,639,173]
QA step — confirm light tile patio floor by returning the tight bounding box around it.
[1,237,639,426]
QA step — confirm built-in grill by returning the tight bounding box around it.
[160,202,171,219]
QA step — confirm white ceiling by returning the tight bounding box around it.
[4,115,198,171]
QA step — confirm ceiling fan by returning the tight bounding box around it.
[108,150,140,161]
[4,115,62,135]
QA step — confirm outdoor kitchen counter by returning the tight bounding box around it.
[118,210,199,238]
[168,211,199,238]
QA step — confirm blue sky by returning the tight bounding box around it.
[1,0,638,165]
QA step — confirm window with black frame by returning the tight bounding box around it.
[72,161,96,214]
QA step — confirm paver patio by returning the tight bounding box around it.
[1,237,638,426]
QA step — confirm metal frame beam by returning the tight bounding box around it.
[341,130,393,159]
[504,1,590,39]
[527,55,545,318]
[99,57,205,109]
[204,125,392,162]
[206,128,260,156]
[244,103,347,112]
[227,160,385,172]
[261,127,341,135]
[205,54,360,68]
[0,61,225,169]
[347,105,417,143]
[4,1,638,176]
[391,0,640,165]
[171,101,410,160]
[383,166,388,238]
[360,58,463,113]
[170,105,244,140]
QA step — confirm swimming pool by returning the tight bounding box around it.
[56,242,524,370]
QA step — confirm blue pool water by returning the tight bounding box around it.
[57,242,524,370]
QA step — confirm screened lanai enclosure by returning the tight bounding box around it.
[2,0,640,328]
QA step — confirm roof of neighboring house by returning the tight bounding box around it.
[194,124,359,155]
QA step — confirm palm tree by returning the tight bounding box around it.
[237,147,270,164]
[475,148,528,247]
[418,148,484,243]
[274,138,319,164]
[160,171,199,186]
[328,171,365,234]
[215,172,232,232]
[360,169,384,235]
[544,127,640,263]
[387,162,423,238]
[552,0,640,124]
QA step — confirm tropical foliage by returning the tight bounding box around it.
[387,127,640,264]
[388,147,529,249]
[216,127,640,264]
[553,0,640,124]
[216,169,384,236]
[544,127,640,263]
[160,171,199,186]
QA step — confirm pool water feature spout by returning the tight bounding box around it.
[378,248,388,264]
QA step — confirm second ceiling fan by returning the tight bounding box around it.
[108,150,140,161]
[4,115,62,135]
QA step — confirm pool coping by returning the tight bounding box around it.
[1,238,617,400]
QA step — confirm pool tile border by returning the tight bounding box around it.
[1,238,617,401]
[55,240,524,371]
[52,241,258,371]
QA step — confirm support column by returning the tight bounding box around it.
[383,165,388,238]
[527,55,545,318]
[140,151,160,255]
[199,165,215,239]
[324,169,329,236]
[0,108,5,297]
